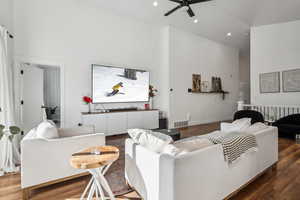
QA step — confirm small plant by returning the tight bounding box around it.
[149,85,158,98]
[9,126,21,141]
[0,125,21,141]
[83,96,93,113]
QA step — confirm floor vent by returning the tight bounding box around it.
[174,120,189,128]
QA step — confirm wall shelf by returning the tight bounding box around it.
[188,89,229,100]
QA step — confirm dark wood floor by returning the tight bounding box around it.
[1,122,300,200]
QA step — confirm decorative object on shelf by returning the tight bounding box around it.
[259,72,280,93]
[211,77,222,92]
[83,96,93,113]
[149,85,158,109]
[0,125,21,176]
[201,81,210,92]
[282,69,300,92]
[192,74,201,92]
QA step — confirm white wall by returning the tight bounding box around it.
[0,0,13,30]
[14,0,165,127]
[251,20,300,106]
[13,0,240,128]
[168,27,239,127]
[239,50,250,103]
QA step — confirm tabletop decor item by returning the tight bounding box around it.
[83,96,93,113]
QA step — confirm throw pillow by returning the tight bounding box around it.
[162,138,213,156]
[221,118,251,132]
[128,129,173,153]
[162,144,187,156]
[244,122,269,134]
[36,121,59,139]
[22,128,37,140]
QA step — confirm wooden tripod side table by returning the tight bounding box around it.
[70,146,119,200]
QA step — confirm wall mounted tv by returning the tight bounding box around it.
[92,64,150,103]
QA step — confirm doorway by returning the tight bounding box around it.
[20,63,62,133]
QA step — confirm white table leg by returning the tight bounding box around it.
[80,178,93,200]
[81,164,115,200]
[87,181,96,200]
[96,169,115,200]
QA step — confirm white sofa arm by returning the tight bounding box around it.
[174,145,226,200]
[58,125,95,137]
[21,133,105,188]
[125,139,174,200]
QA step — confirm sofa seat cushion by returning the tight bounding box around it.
[163,138,214,156]
[36,121,59,139]
[128,129,173,153]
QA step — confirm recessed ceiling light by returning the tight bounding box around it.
[193,19,198,23]
[226,32,232,37]
[153,1,158,7]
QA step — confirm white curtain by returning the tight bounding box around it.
[0,26,19,176]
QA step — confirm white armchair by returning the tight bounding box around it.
[21,126,105,199]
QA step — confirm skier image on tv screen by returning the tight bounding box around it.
[107,82,124,97]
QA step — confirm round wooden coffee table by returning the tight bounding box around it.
[70,146,119,200]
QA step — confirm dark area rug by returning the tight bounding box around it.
[105,134,133,196]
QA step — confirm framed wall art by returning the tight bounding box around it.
[259,72,280,93]
[282,69,300,92]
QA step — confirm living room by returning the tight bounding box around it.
[0,0,300,200]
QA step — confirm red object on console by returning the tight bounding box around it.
[145,104,150,110]
[83,96,92,104]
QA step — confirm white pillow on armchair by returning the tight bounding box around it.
[35,121,59,139]
[221,118,252,133]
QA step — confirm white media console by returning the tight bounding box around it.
[81,109,159,136]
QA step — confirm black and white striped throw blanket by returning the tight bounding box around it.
[207,132,258,164]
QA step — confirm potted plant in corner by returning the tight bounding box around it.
[149,85,158,109]
[83,96,93,113]
[0,124,21,176]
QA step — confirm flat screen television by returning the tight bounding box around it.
[92,64,150,103]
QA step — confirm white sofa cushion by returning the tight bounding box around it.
[36,121,59,139]
[128,129,173,153]
[163,138,213,156]
[174,138,213,151]
[244,122,269,134]
[221,118,251,133]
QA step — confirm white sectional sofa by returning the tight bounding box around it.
[125,126,278,200]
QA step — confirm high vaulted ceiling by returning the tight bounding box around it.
[89,0,300,51]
